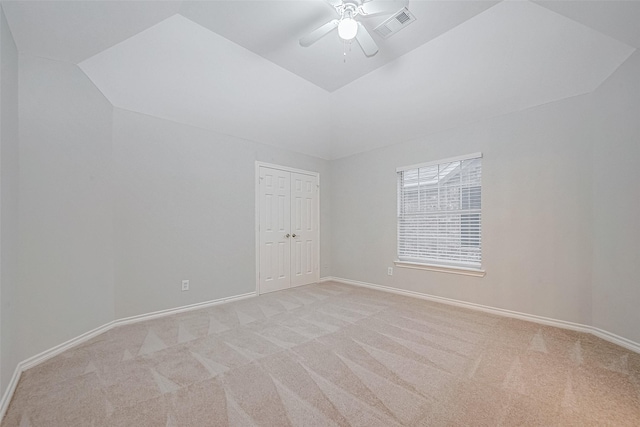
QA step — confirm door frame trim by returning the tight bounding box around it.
[255,162,320,295]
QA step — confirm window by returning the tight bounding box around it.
[397,153,482,270]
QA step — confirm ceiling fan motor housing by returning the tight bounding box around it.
[335,1,363,19]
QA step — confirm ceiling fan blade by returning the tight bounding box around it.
[355,22,378,57]
[360,0,408,16]
[299,19,339,47]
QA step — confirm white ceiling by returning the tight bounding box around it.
[3,1,638,159]
[179,0,500,91]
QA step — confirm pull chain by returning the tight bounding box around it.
[343,40,352,63]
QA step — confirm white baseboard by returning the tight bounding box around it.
[590,327,640,354]
[20,321,117,372]
[115,291,256,328]
[5,277,640,420]
[0,364,21,424]
[0,290,257,421]
[322,276,640,354]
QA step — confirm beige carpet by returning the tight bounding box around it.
[3,281,640,426]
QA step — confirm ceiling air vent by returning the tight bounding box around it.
[374,7,416,39]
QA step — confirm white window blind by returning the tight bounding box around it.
[397,153,482,268]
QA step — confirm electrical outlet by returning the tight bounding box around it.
[181,280,189,291]
[387,267,393,276]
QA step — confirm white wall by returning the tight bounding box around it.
[18,55,115,360]
[330,93,595,325]
[591,51,640,343]
[12,53,331,370]
[330,50,640,345]
[0,5,19,391]
[112,109,331,318]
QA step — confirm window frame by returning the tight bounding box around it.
[396,153,485,277]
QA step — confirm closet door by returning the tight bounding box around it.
[290,172,318,287]
[258,167,291,294]
[258,165,319,294]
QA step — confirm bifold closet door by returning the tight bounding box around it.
[258,166,319,294]
[258,167,292,294]
[290,172,318,288]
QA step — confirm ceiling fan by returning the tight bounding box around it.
[299,0,408,57]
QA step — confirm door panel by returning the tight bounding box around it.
[259,167,291,293]
[290,172,318,287]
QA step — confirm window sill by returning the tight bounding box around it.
[394,260,486,277]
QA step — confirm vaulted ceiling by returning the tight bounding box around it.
[3,1,638,159]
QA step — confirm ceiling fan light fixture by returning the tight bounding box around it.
[338,17,358,40]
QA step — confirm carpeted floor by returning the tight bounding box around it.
[3,281,640,426]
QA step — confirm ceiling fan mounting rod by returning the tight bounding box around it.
[336,2,362,19]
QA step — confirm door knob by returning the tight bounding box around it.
[292,234,297,238]
[285,234,290,238]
